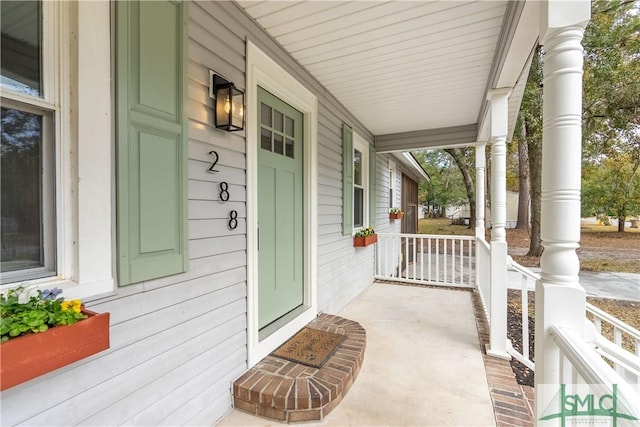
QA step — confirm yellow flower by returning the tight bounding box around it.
[61,300,82,313]
[71,300,82,313]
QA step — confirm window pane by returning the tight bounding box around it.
[1,1,42,97]
[285,138,294,159]
[285,116,294,137]
[260,102,271,126]
[261,127,272,151]
[274,133,283,155]
[1,107,44,273]
[273,110,283,132]
[353,187,363,228]
[353,149,362,186]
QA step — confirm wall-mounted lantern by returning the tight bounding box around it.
[209,71,244,132]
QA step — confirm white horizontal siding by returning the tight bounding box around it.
[2,1,386,425]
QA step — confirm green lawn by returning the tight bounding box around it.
[417,218,474,236]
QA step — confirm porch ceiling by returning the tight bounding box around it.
[238,0,539,150]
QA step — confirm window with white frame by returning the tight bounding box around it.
[1,1,57,284]
[1,2,114,298]
[389,159,397,210]
[353,134,369,229]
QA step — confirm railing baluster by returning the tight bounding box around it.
[522,275,529,361]
[420,237,424,281]
[405,236,409,279]
[435,238,440,284]
[382,235,387,277]
[459,238,463,285]
[469,239,473,287]
[443,239,447,284]
[412,236,417,280]
[614,327,623,347]
[428,238,432,282]
[451,239,456,285]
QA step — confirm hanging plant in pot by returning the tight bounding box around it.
[353,227,377,247]
[0,285,110,391]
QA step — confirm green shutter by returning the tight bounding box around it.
[342,124,353,235]
[369,143,377,229]
[116,1,188,285]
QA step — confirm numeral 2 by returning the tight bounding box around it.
[207,150,219,173]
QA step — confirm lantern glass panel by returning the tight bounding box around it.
[230,87,244,129]
[215,85,231,128]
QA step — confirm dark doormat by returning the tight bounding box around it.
[271,327,346,368]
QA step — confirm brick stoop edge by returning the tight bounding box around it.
[471,290,535,426]
[232,313,366,423]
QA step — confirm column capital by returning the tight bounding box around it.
[486,87,512,102]
[487,89,511,142]
[540,0,590,42]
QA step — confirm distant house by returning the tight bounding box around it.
[445,191,526,229]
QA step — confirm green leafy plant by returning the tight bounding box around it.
[1,285,87,343]
[354,227,375,238]
[389,207,403,214]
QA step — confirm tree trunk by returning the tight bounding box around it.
[617,155,640,233]
[527,122,543,257]
[445,148,475,229]
[516,124,530,229]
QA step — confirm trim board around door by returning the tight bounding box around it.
[245,40,319,367]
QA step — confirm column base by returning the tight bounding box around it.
[485,344,512,360]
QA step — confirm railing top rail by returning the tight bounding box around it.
[477,237,490,250]
[586,302,640,339]
[507,256,541,281]
[551,325,639,398]
[376,233,476,241]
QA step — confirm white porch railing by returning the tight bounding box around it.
[375,233,475,288]
[550,324,640,421]
[505,257,640,387]
[506,256,538,370]
[377,233,640,398]
[586,303,640,384]
[476,238,491,322]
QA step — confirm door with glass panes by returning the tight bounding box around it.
[257,87,304,329]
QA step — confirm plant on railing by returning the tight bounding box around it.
[353,227,377,247]
[1,285,87,343]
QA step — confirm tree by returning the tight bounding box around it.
[414,150,468,218]
[515,124,530,230]
[582,151,640,229]
[444,147,476,228]
[582,0,640,232]
[513,46,544,256]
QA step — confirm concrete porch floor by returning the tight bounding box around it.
[219,282,502,426]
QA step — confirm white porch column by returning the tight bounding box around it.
[475,143,486,239]
[535,0,590,419]
[487,88,511,359]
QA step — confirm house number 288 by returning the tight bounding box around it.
[205,151,237,230]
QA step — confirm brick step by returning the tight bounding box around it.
[232,314,366,423]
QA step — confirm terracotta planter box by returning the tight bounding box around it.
[353,234,377,247]
[389,213,403,220]
[0,309,110,391]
